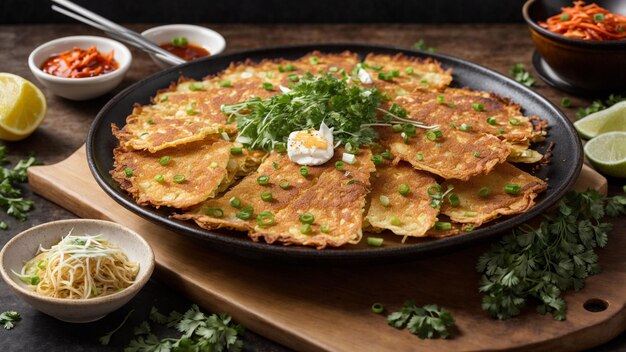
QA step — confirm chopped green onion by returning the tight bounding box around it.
[505,183,521,195]
[427,184,442,196]
[379,195,390,207]
[236,205,254,220]
[371,303,384,314]
[381,149,393,160]
[561,14,570,21]
[124,168,133,177]
[171,36,188,47]
[230,147,243,155]
[279,179,290,189]
[219,80,232,87]
[434,221,452,231]
[448,102,456,108]
[299,212,315,224]
[335,161,345,170]
[147,118,154,125]
[594,13,605,22]
[261,82,274,91]
[378,72,394,81]
[371,155,383,166]
[405,67,414,75]
[189,82,205,91]
[159,95,169,102]
[260,191,273,202]
[300,166,309,177]
[459,123,472,132]
[346,179,356,185]
[288,73,299,82]
[509,117,521,126]
[205,207,224,218]
[159,155,171,166]
[320,225,330,233]
[257,211,275,227]
[390,216,402,226]
[474,152,481,158]
[436,95,445,104]
[464,211,478,217]
[154,174,164,183]
[186,102,198,115]
[561,97,571,108]
[367,237,384,247]
[381,92,392,101]
[210,161,219,168]
[172,174,186,183]
[498,128,505,134]
[391,69,400,77]
[272,162,279,170]
[425,129,443,141]
[398,183,410,196]
[392,124,403,133]
[257,175,270,185]
[472,103,485,112]
[344,142,360,154]
[309,57,319,65]
[487,116,497,125]
[416,152,423,161]
[448,193,460,207]
[265,71,275,79]
[478,187,491,198]
[229,197,241,208]
[284,63,295,71]
[300,223,312,234]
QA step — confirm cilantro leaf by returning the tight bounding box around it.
[0,147,40,225]
[387,301,455,339]
[477,189,626,320]
[0,311,21,330]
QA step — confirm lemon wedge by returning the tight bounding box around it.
[0,73,47,141]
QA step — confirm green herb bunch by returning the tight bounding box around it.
[477,189,626,320]
[509,64,536,87]
[222,73,382,152]
[123,305,244,352]
[387,301,455,339]
[0,146,41,228]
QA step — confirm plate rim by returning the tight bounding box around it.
[86,43,583,261]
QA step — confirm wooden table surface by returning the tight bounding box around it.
[0,23,624,351]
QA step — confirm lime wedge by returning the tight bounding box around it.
[584,131,626,178]
[574,101,626,139]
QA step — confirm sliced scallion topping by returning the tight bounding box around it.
[405,67,414,75]
[159,155,171,166]
[459,123,472,132]
[509,117,521,126]
[320,224,330,233]
[171,36,188,47]
[210,161,219,168]
[448,193,460,207]
[186,101,198,115]
[299,212,315,224]
[487,116,497,125]
[300,166,309,177]
[594,13,605,22]
[381,149,393,160]
[436,95,445,104]
[371,155,383,166]
[390,216,402,226]
[172,174,186,183]
[561,97,571,108]
[472,103,485,112]
[257,175,270,185]
[147,118,154,125]
[367,237,384,247]
[205,207,224,218]
[561,14,570,21]
[425,129,443,141]
[391,69,400,77]
[260,191,273,202]
[398,183,410,196]
[154,174,164,183]
[189,82,205,91]
[474,152,481,158]
[379,195,390,207]
[256,211,275,227]
[371,303,384,314]
[261,82,274,91]
[309,57,319,65]
[300,223,312,234]
[416,152,423,161]
[236,205,254,220]
[434,221,452,231]
[335,160,345,170]
[392,124,403,133]
[230,147,243,155]
[504,183,521,195]
[124,168,133,177]
[229,197,241,208]
[478,187,491,198]
[219,80,232,87]
[279,179,290,189]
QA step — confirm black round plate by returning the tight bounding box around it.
[87,43,582,262]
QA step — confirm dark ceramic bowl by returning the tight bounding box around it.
[523,0,626,92]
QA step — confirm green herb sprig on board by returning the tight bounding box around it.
[0,146,41,228]
[387,301,455,339]
[477,189,626,321]
[221,74,437,152]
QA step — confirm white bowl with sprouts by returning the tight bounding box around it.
[0,219,154,323]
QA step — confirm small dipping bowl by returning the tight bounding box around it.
[142,24,226,69]
[28,36,132,101]
[0,219,154,323]
[523,0,626,93]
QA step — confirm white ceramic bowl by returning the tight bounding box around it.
[28,36,132,101]
[142,24,226,69]
[0,219,154,323]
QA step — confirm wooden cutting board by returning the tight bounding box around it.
[28,146,625,352]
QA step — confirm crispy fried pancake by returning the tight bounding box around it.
[377,127,510,180]
[506,142,544,163]
[293,51,360,76]
[249,149,375,249]
[173,152,327,232]
[361,53,453,96]
[111,139,239,209]
[393,89,540,143]
[441,162,547,225]
[365,164,439,237]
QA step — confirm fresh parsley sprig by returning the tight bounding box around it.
[387,301,455,339]
[509,64,536,87]
[477,189,626,321]
[124,305,244,352]
[0,146,41,226]
[0,310,21,330]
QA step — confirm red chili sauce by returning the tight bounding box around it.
[160,38,210,61]
[41,46,118,78]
